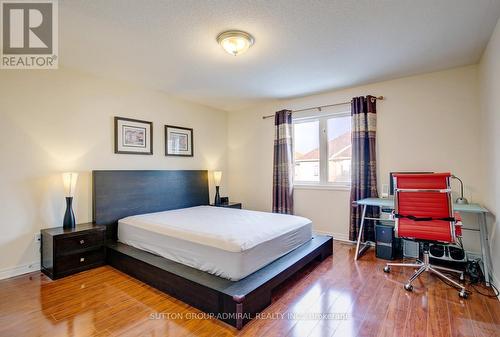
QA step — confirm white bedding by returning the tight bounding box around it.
[118,206,312,280]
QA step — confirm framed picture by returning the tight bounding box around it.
[165,125,193,157]
[114,117,153,155]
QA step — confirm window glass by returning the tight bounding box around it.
[293,120,319,182]
[327,116,351,183]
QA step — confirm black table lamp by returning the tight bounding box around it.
[62,172,78,229]
[213,171,222,205]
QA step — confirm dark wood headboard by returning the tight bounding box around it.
[92,170,209,239]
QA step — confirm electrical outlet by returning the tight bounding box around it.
[34,233,41,243]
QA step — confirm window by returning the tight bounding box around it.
[293,113,351,187]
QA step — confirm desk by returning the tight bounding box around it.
[354,198,492,285]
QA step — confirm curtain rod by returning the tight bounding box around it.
[261,96,384,119]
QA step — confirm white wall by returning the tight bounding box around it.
[0,68,228,277]
[228,66,482,247]
[479,17,500,288]
[1,53,494,282]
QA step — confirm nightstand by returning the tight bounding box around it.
[210,202,242,209]
[41,223,106,280]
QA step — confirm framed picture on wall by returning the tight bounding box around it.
[165,125,193,157]
[114,117,153,155]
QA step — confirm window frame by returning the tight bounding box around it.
[292,111,352,190]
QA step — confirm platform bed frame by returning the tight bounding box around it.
[93,170,333,329]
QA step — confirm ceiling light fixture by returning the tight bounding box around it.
[216,30,254,56]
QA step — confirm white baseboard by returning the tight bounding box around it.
[314,230,354,243]
[0,262,40,280]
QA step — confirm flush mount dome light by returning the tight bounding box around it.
[216,30,254,56]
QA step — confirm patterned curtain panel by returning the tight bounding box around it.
[272,110,294,214]
[349,96,379,242]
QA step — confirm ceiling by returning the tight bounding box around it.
[59,0,500,111]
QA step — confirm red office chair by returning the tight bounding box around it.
[383,173,468,298]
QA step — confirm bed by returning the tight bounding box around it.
[118,206,313,280]
[93,170,333,329]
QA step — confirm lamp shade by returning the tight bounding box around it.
[213,171,222,186]
[62,172,78,197]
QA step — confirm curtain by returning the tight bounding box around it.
[349,96,379,241]
[272,110,294,214]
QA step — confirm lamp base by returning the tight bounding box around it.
[214,186,221,206]
[455,197,469,205]
[63,197,76,229]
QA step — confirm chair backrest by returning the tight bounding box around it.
[394,173,456,243]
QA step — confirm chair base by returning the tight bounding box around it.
[383,251,468,299]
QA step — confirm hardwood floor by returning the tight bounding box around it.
[0,241,498,337]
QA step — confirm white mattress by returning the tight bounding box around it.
[118,206,312,280]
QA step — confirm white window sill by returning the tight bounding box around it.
[294,184,351,191]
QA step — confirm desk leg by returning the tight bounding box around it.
[478,213,492,286]
[354,205,369,261]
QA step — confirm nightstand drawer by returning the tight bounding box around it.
[56,231,105,255]
[56,248,105,274]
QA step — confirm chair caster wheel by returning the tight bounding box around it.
[383,266,391,273]
[459,290,468,299]
[459,273,465,281]
[404,284,413,292]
